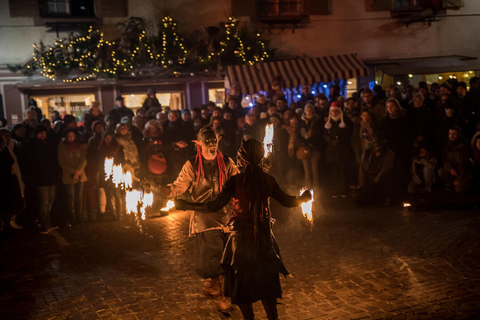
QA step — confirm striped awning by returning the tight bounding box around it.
[226,54,369,94]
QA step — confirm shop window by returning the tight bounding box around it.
[123,92,183,113]
[208,89,225,107]
[29,93,95,122]
[346,78,357,98]
[424,71,474,89]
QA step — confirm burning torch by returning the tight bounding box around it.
[300,188,314,225]
[263,123,274,158]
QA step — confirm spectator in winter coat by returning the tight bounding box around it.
[98,131,125,220]
[28,98,43,123]
[299,103,323,189]
[58,129,87,226]
[84,121,105,221]
[351,110,378,163]
[438,126,472,193]
[23,125,59,232]
[324,103,352,198]
[361,88,386,127]
[356,138,395,206]
[109,96,134,124]
[408,93,434,142]
[164,110,190,179]
[243,113,262,141]
[104,115,116,133]
[408,143,437,194]
[115,123,140,177]
[83,102,104,140]
[297,85,315,109]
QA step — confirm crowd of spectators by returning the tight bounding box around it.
[1,77,480,234]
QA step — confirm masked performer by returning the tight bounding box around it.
[164,126,238,312]
[176,138,312,320]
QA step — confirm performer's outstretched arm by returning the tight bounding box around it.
[271,177,311,207]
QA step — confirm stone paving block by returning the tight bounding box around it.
[2,205,480,319]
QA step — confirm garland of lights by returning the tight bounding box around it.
[19,16,272,82]
[219,17,270,65]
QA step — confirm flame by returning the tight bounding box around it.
[403,203,411,208]
[126,190,141,215]
[140,192,154,220]
[161,200,175,212]
[104,158,114,180]
[112,164,124,187]
[300,188,314,223]
[263,123,274,157]
[124,171,133,189]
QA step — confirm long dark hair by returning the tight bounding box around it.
[99,131,120,158]
[237,138,272,254]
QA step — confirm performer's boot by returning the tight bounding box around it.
[203,277,221,297]
[215,275,232,313]
[261,298,278,320]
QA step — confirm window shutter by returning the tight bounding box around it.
[308,0,332,15]
[231,0,256,18]
[9,0,38,17]
[370,0,394,11]
[96,0,128,18]
[443,0,464,8]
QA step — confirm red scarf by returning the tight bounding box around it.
[194,145,227,190]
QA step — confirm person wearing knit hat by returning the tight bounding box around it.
[324,101,352,198]
[63,114,77,129]
[34,124,47,138]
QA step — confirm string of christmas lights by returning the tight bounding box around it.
[19,16,272,82]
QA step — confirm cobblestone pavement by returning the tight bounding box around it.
[1,198,480,320]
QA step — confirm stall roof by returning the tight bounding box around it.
[226,54,368,95]
[365,55,479,76]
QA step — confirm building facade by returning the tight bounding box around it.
[1,0,478,123]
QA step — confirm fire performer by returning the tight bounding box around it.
[163,126,238,312]
[176,138,312,320]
